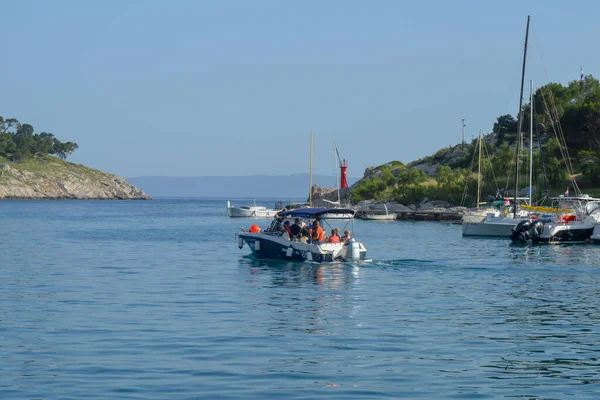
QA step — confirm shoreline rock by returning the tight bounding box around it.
[0,157,151,200]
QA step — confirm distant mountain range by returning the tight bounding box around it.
[127,174,359,199]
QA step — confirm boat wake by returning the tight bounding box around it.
[370,258,436,268]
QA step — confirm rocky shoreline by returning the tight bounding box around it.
[0,158,150,200]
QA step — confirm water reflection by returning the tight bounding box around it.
[508,242,600,266]
[238,257,366,339]
[239,256,363,290]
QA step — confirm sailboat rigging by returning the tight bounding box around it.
[477,129,482,209]
[513,15,530,218]
[462,16,534,237]
[309,130,313,207]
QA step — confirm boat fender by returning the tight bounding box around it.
[237,236,244,249]
[254,240,260,251]
[306,252,313,262]
[286,246,293,257]
[349,239,360,260]
[250,224,260,233]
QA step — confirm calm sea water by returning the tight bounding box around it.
[1,199,600,399]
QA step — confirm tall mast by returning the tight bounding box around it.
[477,129,482,210]
[529,80,533,206]
[334,143,340,206]
[513,15,530,218]
[309,130,313,206]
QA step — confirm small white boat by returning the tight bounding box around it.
[227,201,282,218]
[361,204,397,220]
[362,213,397,220]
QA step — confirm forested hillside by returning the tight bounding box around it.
[351,75,600,206]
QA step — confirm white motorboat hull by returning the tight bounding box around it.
[237,232,367,262]
[539,223,595,244]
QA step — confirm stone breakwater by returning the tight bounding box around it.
[0,159,150,200]
[309,184,466,221]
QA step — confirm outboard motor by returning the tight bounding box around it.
[349,239,360,260]
[509,220,544,243]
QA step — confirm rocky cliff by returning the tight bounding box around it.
[309,185,352,207]
[0,156,150,200]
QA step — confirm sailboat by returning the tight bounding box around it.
[462,16,534,237]
[361,203,397,220]
[461,129,501,224]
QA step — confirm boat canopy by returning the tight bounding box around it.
[277,207,355,219]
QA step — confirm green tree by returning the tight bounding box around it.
[493,114,517,143]
[52,139,79,160]
[579,149,600,185]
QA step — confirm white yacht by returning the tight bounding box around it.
[227,201,282,218]
[510,196,600,244]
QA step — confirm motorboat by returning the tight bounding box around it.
[236,207,368,262]
[227,200,282,218]
[510,196,600,244]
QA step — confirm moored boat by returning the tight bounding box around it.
[236,207,367,262]
[510,196,600,244]
[362,213,397,221]
[227,200,283,218]
[360,203,397,220]
[462,206,531,237]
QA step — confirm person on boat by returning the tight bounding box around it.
[267,214,283,232]
[341,230,352,243]
[310,220,325,243]
[290,218,302,239]
[282,220,292,239]
[298,231,309,243]
[327,229,340,243]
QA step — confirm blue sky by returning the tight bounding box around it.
[1,0,598,178]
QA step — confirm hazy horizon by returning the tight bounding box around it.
[127,173,360,198]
